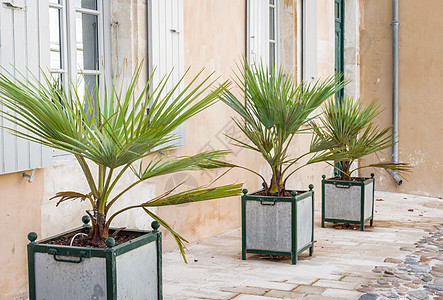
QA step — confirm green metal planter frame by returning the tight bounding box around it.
[241,186,315,265]
[27,219,162,300]
[321,173,375,231]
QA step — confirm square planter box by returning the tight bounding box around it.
[241,185,314,265]
[321,173,375,231]
[27,220,162,300]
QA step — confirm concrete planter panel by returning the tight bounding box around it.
[241,186,314,264]
[27,223,162,300]
[321,174,375,231]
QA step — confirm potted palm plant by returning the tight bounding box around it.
[310,97,409,231]
[0,66,241,299]
[220,62,346,264]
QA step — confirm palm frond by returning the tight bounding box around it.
[310,96,411,179]
[137,151,232,180]
[142,207,189,262]
[220,60,347,194]
[0,65,242,257]
[0,67,230,169]
[50,191,93,207]
[142,183,243,207]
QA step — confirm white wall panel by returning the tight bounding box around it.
[148,0,185,149]
[302,0,318,85]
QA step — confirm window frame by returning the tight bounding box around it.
[49,0,112,158]
[247,0,280,69]
[268,0,280,71]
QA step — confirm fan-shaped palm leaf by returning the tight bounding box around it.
[310,96,410,180]
[0,65,242,259]
[220,61,347,195]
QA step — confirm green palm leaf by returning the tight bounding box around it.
[310,96,411,180]
[220,61,347,195]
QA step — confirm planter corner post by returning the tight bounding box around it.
[241,188,248,261]
[151,220,163,300]
[27,232,38,300]
[291,190,297,265]
[309,184,314,256]
[370,173,375,227]
[321,175,326,228]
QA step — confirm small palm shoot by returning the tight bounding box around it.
[0,66,242,261]
[220,62,347,196]
[310,96,410,181]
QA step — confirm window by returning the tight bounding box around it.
[49,0,110,157]
[247,0,279,69]
[0,1,110,174]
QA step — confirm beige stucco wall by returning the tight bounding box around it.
[155,0,263,251]
[280,0,297,76]
[359,0,443,197]
[317,0,334,80]
[0,170,44,299]
[344,0,360,99]
[299,0,335,194]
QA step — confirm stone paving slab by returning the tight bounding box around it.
[163,192,442,299]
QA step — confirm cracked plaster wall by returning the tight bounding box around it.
[359,0,443,197]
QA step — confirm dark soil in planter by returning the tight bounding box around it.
[328,177,365,182]
[253,190,303,197]
[44,228,145,249]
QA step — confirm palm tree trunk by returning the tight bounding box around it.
[341,161,352,181]
[269,166,282,195]
[90,211,106,245]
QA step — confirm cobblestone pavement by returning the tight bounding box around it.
[358,225,443,300]
[163,192,442,299]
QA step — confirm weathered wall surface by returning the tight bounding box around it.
[0,170,44,299]
[359,0,443,197]
[155,0,259,251]
[344,0,360,99]
[281,0,297,76]
[317,0,334,80]
[301,0,335,194]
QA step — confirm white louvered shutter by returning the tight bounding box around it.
[247,0,269,67]
[148,0,185,149]
[0,0,52,175]
[302,0,317,85]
